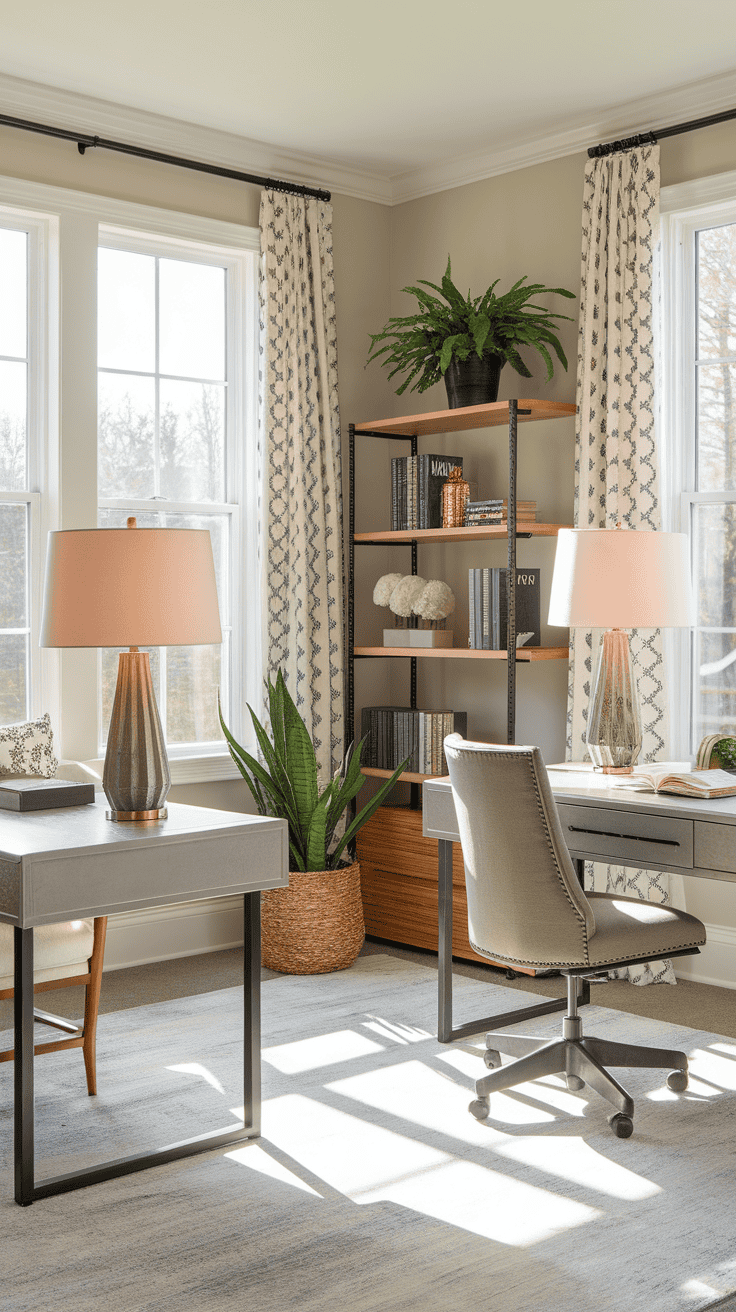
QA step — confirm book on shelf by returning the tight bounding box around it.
[466,499,536,511]
[468,567,541,649]
[361,707,467,774]
[390,454,463,530]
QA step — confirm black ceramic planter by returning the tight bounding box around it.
[444,352,504,409]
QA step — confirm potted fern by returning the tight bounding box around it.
[367,257,575,409]
[219,671,407,974]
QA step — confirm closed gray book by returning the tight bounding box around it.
[0,777,96,811]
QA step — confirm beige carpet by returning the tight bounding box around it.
[2,954,736,1311]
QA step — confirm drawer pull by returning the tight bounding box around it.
[567,825,681,849]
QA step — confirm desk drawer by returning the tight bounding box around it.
[556,803,694,869]
[694,821,736,874]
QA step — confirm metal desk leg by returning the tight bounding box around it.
[243,891,261,1135]
[436,839,578,1043]
[17,893,262,1205]
[14,927,35,1206]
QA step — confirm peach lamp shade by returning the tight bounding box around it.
[40,528,222,649]
[548,528,695,630]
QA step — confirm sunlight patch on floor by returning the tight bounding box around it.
[256,1094,601,1246]
[327,1059,509,1145]
[680,1277,726,1300]
[224,1143,323,1196]
[494,1136,661,1200]
[165,1062,225,1094]
[361,1016,431,1045]
[263,1029,385,1073]
[436,1049,557,1124]
[686,1048,736,1090]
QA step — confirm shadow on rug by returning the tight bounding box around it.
[1,953,735,1312]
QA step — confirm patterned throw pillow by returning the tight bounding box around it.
[0,713,59,778]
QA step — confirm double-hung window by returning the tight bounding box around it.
[662,174,736,756]
[0,208,57,727]
[0,178,259,777]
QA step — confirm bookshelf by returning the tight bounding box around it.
[347,397,576,795]
[348,397,576,971]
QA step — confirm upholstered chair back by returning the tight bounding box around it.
[443,736,596,970]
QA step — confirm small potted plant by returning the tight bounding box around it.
[219,671,407,974]
[366,257,575,409]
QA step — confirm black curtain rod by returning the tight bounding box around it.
[589,104,736,158]
[0,109,331,202]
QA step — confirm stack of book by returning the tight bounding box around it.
[468,568,541,649]
[391,454,464,530]
[465,499,537,525]
[361,707,468,775]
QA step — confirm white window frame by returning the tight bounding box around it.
[661,169,736,759]
[0,176,260,784]
[0,203,60,725]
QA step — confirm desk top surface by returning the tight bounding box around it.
[424,767,736,825]
[0,800,282,864]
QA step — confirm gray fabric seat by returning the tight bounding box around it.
[444,735,707,1137]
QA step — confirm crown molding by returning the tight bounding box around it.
[390,68,736,204]
[0,71,393,206]
[3,67,736,210]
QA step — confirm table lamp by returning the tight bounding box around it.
[40,518,222,820]
[548,525,694,773]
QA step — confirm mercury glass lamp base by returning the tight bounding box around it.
[585,629,643,775]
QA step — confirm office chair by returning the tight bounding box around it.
[0,759,107,1095]
[444,736,707,1138]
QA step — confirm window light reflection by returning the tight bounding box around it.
[686,1048,736,1090]
[225,1143,323,1197]
[495,1136,660,1201]
[166,1062,225,1094]
[436,1050,556,1124]
[327,1060,509,1146]
[263,1029,385,1074]
[255,1094,600,1246]
[361,1016,431,1045]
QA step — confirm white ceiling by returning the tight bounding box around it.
[2,0,736,196]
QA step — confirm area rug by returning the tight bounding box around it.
[1,954,735,1312]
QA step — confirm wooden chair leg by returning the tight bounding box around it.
[82,917,107,1096]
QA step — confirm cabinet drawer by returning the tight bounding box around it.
[694,821,736,874]
[556,803,693,869]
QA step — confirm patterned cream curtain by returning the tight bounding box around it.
[259,190,345,778]
[568,143,680,985]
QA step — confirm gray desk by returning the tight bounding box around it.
[1,800,288,1205]
[423,770,736,1043]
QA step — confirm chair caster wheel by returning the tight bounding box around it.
[608,1113,633,1138]
[566,1074,585,1091]
[484,1049,501,1069]
[469,1097,490,1121]
[505,969,517,980]
[667,1069,688,1093]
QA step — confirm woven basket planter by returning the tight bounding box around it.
[261,860,364,975]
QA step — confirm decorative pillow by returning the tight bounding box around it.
[0,713,58,778]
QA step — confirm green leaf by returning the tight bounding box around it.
[332,756,410,868]
[470,313,491,357]
[305,795,329,871]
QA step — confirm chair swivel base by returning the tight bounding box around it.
[468,990,689,1137]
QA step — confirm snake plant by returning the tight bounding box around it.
[366,256,575,396]
[219,670,408,872]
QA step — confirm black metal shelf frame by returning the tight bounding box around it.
[347,401,530,807]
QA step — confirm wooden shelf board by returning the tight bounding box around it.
[354,522,570,544]
[354,645,569,661]
[355,399,576,437]
[361,767,446,784]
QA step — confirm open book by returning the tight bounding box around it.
[616,767,736,798]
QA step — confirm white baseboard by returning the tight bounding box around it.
[102,897,245,972]
[674,922,736,991]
